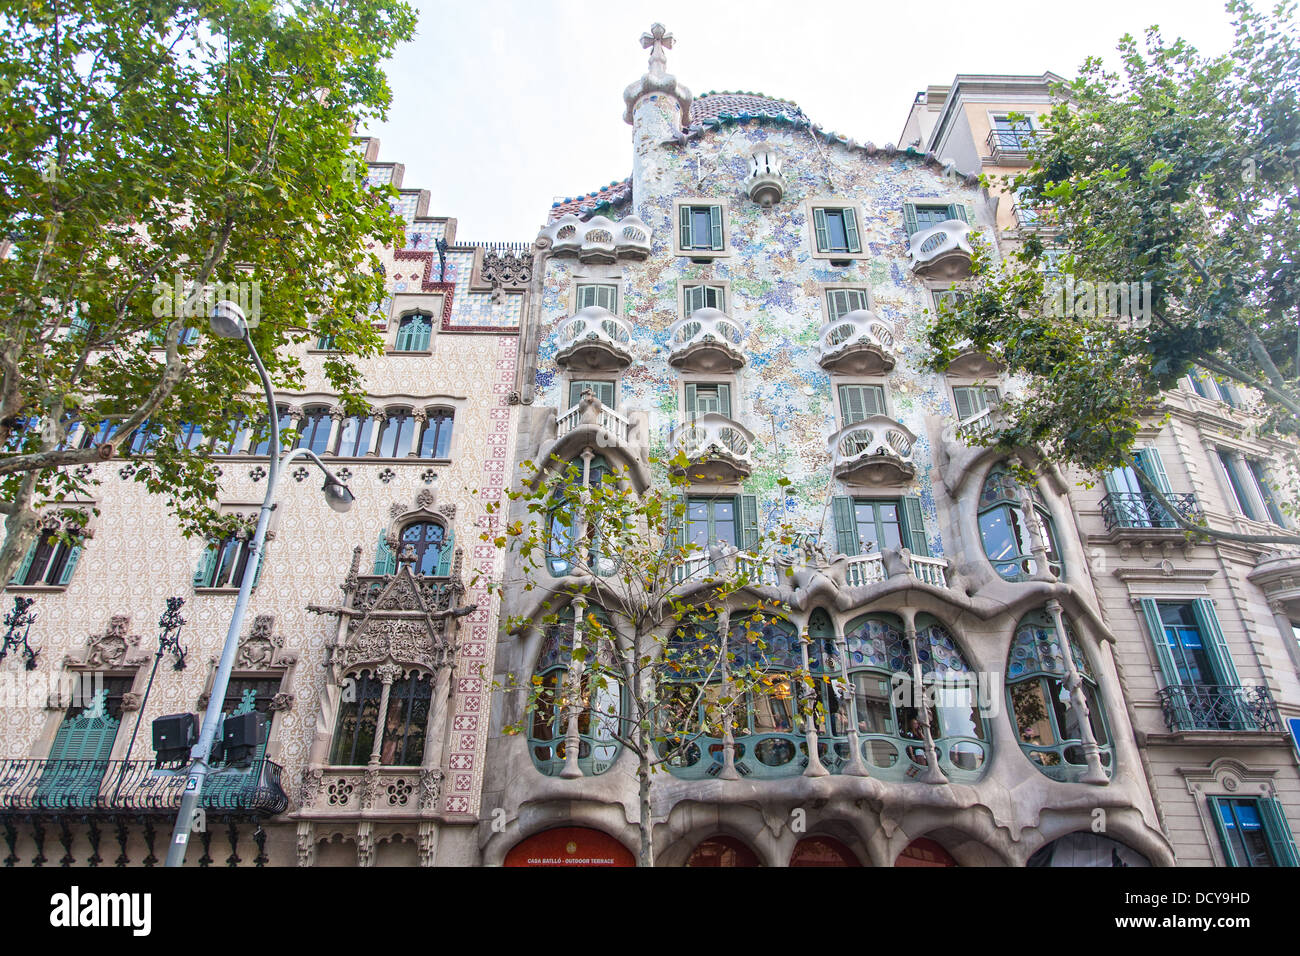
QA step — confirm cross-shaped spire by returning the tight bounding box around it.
[641,23,673,76]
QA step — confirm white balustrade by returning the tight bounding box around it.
[908,220,974,277]
[830,415,916,467]
[556,398,631,447]
[843,552,886,588]
[554,306,633,368]
[909,554,950,587]
[670,413,755,471]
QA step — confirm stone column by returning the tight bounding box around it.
[326,405,347,456]
[1046,599,1108,785]
[800,627,828,777]
[365,406,386,457]
[902,608,947,785]
[717,608,739,780]
[367,664,400,768]
[408,408,427,458]
[836,622,869,776]
[560,596,586,779]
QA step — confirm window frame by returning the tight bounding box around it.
[903,199,969,238]
[807,200,867,261]
[822,283,874,322]
[836,382,889,428]
[677,280,730,318]
[574,281,620,315]
[329,668,434,768]
[672,199,730,259]
[391,311,434,353]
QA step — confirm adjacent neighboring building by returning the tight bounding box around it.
[0,139,527,866]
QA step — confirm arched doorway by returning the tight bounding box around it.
[504,827,634,867]
[686,835,760,867]
[790,836,861,866]
[1027,832,1150,867]
[895,837,958,867]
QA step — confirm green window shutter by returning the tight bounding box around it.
[374,530,396,575]
[813,207,830,252]
[576,285,596,310]
[193,544,218,588]
[709,205,723,250]
[1140,599,1196,729]
[667,494,687,549]
[716,384,732,419]
[1191,598,1242,688]
[1135,448,1172,493]
[56,544,82,586]
[903,203,918,237]
[1208,797,1241,866]
[739,495,759,551]
[1258,797,1300,867]
[11,539,37,585]
[953,387,977,421]
[827,290,848,320]
[684,285,704,314]
[436,527,455,577]
[597,285,617,313]
[570,381,614,407]
[832,497,858,556]
[684,383,698,418]
[902,496,930,556]
[843,207,861,253]
[249,547,264,588]
[706,286,723,310]
[838,385,884,424]
[679,205,692,249]
[947,203,969,224]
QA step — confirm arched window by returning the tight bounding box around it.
[1006,610,1112,781]
[376,409,417,457]
[11,528,83,587]
[818,613,987,780]
[790,836,861,867]
[528,605,623,777]
[295,406,333,455]
[251,406,294,456]
[334,413,374,457]
[394,312,432,352]
[77,420,115,449]
[373,520,455,577]
[194,534,260,590]
[330,669,433,766]
[978,466,1062,581]
[546,456,614,577]
[1027,833,1150,867]
[660,614,804,779]
[175,422,205,450]
[418,409,454,459]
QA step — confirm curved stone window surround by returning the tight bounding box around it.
[546,454,615,578]
[978,466,1063,582]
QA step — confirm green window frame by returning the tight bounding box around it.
[1246,459,1287,526]
[684,382,732,419]
[826,288,870,321]
[576,283,619,313]
[837,384,886,426]
[36,678,134,808]
[831,496,929,557]
[569,380,616,408]
[903,202,968,237]
[680,495,759,551]
[1209,796,1300,867]
[952,385,999,422]
[813,207,862,255]
[547,456,614,578]
[373,521,454,577]
[679,204,724,252]
[194,534,263,590]
[1138,598,1246,730]
[683,284,725,314]
[978,466,1062,581]
[10,529,83,587]
[393,312,432,352]
[1216,450,1262,522]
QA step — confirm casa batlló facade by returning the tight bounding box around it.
[0,25,1296,868]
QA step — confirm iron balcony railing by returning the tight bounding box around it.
[0,757,288,815]
[986,128,1037,155]
[1099,491,1201,532]
[1156,683,1280,733]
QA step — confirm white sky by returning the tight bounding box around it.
[360,0,1242,241]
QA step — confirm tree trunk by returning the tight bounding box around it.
[637,737,654,867]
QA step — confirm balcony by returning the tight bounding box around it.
[1156,684,1280,734]
[1012,203,1060,234]
[298,766,444,816]
[667,308,746,373]
[669,414,755,482]
[0,757,289,816]
[744,145,785,208]
[985,128,1036,165]
[540,213,653,262]
[829,415,916,485]
[842,551,950,589]
[1099,492,1201,534]
[556,396,632,448]
[954,405,999,443]
[818,310,896,376]
[908,221,974,280]
[553,306,634,373]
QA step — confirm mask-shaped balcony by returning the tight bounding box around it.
[909,220,974,280]
[830,415,917,485]
[818,310,897,376]
[669,414,755,483]
[539,214,653,263]
[667,308,746,373]
[553,306,634,373]
[744,145,785,208]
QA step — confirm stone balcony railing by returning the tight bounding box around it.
[667,308,746,373]
[539,213,653,262]
[909,220,974,279]
[553,306,634,373]
[842,551,949,588]
[557,398,632,448]
[829,415,917,485]
[818,309,896,375]
[669,414,755,482]
[297,765,443,817]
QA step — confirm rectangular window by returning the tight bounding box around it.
[1216,450,1262,521]
[576,283,618,313]
[1246,459,1287,526]
[683,495,759,552]
[992,114,1035,149]
[684,382,732,418]
[903,202,968,237]
[569,380,616,408]
[1210,797,1300,867]
[1188,367,1235,406]
[826,288,870,321]
[683,284,725,314]
[831,495,929,557]
[933,287,969,312]
[837,384,886,425]
[679,204,724,252]
[813,207,862,255]
[952,386,999,421]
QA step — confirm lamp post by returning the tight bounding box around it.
[164,301,355,867]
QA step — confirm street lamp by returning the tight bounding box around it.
[164,300,355,867]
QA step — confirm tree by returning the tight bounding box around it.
[477,453,815,867]
[926,0,1300,544]
[0,0,417,584]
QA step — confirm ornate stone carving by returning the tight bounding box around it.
[355,823,375,867]
[417,821,437,867]
[120,693,143,712]
[299,768,323,810]
[415,488,436,511]
[235,614,285,669]
[67,615,147,669]
[269,692,295,712]
[389,502,408,519]
[296,821,316,867]
[419,769,443,811]
[480,249,533,289]
[361,767,382,811]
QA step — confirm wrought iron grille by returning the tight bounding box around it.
[0,757,288,815]
[1156,683,1280,733]
[986,128,1036,152]
[1099,492,1200,532]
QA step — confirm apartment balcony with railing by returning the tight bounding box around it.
[909,219,974,279]
[1156,683,1281,734]
[0,757,288,816]
[669,414,755,482]
[667,308,746,373]
[1012,202,1060,234]
[553,306,634,373]
[829,414,916,485]
[556,396,633,448]
[818,310,896,375]
[540,213,653,262]
[1099,492,1201,536]
[841,551,950,589]
[985,128,1036,165]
